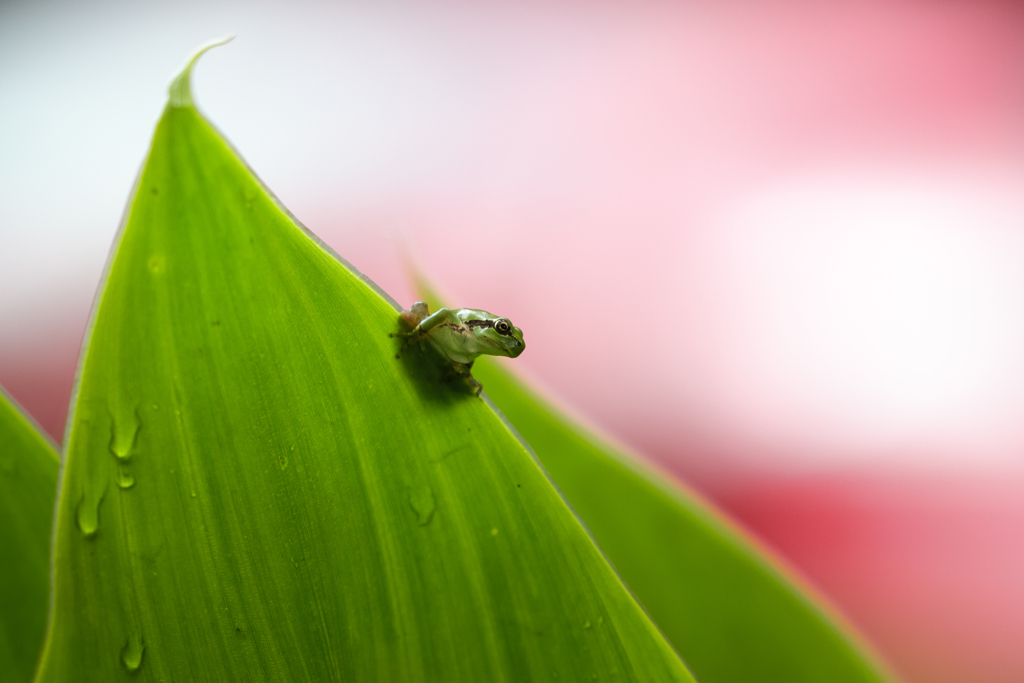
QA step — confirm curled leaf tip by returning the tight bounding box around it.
[168,35,235,109]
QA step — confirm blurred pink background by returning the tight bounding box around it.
[2,2,1023,681]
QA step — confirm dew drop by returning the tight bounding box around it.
[408,485,436,526]
[117,466,135,490]
[490,527,499,536]
[190,490,198,498]
[120,634,145,673]
[583,620,592,629]
[109,405,140,460]
[76,490,104,538]
[148,255,165,274]
[597,616,604,626]
[277,455,289,471]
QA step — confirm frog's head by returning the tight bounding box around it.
[479,318,525,358]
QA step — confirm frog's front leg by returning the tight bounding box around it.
[417,308,463,332]
[390,305,460,358]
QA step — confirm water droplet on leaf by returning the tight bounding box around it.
[120,634,144,672]
[408,485,436,526]
[76,489,105,538]
[109,405,140,460]
[117,466,135,490]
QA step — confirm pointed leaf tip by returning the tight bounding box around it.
[168,35,235,108]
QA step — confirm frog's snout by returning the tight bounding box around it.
[505,338,525,358]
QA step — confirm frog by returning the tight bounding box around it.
[390,301,525,395]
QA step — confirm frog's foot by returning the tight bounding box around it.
[443,362,482,396]
[389,329,421,358]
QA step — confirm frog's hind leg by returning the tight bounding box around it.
[444,361,483,396]
[390,306,461,359]
[399,301,430,328]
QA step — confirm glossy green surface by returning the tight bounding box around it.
[33,51,692,682]
[0,388,58,683]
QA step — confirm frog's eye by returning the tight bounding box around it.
[495,319,512,335]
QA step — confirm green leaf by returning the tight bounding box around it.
[34,43,693,681]
[472,357,897,682]
[414,283,897,683]
[0,387,58,682]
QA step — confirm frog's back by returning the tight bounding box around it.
[454,308,496,323]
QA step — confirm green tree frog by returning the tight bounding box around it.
[391,301,525,395]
